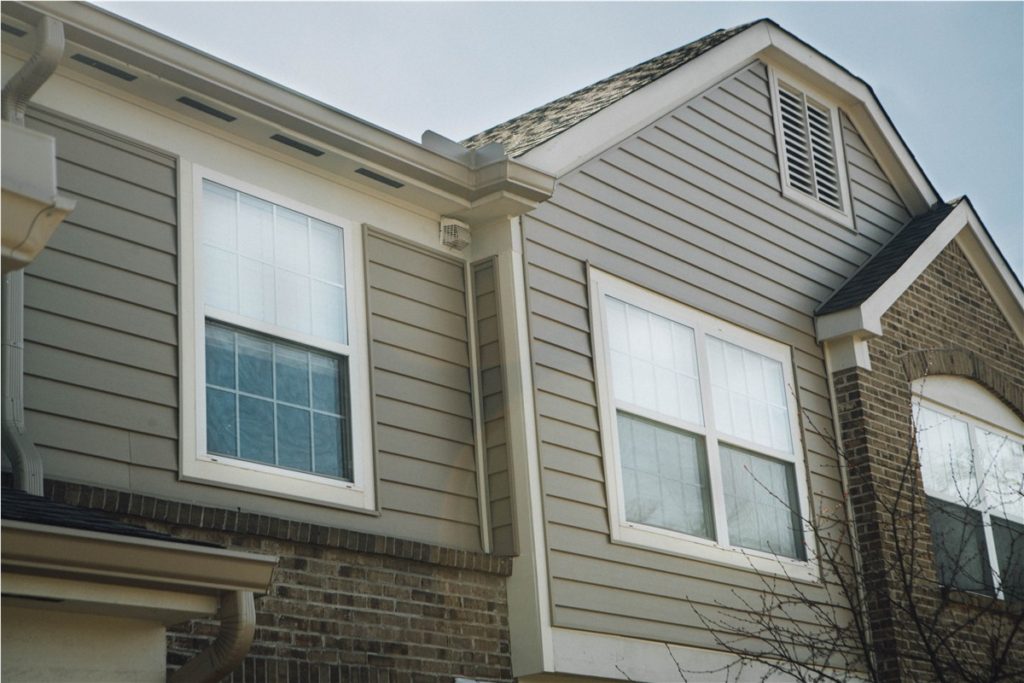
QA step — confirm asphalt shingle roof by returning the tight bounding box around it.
[817,199,961,315]
[1,487,219,547]
[462,20,763,157]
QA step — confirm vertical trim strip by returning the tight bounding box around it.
[466,259,493,554]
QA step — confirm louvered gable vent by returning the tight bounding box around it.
[777,82,843,212]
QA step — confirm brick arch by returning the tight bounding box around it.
[901,348,1024,419]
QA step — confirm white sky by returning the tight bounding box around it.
[97,1,1024,277]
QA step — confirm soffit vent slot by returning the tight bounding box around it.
[1,23,27,37]
[355,167,404,189]
[70,53,137,82]
[177,96,237,122]
[778,82,842,212]
[270,133,324,157]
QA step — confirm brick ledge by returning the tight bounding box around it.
[41,480,514,576]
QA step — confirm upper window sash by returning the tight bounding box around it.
[767,65,854,230]
[589,267,815,580]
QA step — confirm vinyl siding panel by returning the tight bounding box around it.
[22,110,180,489]
[473,259,517,555]
[20,109,485,550]
[366,229,482,549]
[526,62,892,649]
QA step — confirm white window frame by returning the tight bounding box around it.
[589,268,817,581]
[912,377,1024,599]
[179,163,375,511]
[767,65,855,231]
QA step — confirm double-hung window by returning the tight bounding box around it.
[590,269,813,578]
[182,168,373,510]
[913,378,1024,600]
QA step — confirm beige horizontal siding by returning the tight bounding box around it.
[525,61,900,649]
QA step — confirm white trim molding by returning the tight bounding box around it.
[588,267,819,583]
[517,19,938,217]
[816,199,1024,371]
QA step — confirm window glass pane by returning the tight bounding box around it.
[708,337,791,453]
[238,396,275,463]
[201,181,345,346]
[204,321,350,480]
[720,446,804,559]
[238,258,274,323]
[310,220,344,283]
[606,297,702,426]
[237,194,274,262]
[976,429,1024,522]
[202,246,237,312]
[277,405,312,471]
[311,281,347,343]
[992,516,1024,600]
[311,355,342,414]
[274,206,310,273]
[202,180,237,250]
[617,412,713,539]
[237,335,272,398]
[314,413,344,477]
[205,325,235,389]
[916,407,979,506]
[275,346,310,407]
[206,387,237,456]
[927,497,993,594]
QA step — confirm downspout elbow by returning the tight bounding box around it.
[2,16,66,125]
[168,590,256,683]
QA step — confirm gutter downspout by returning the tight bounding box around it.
[168,591,256,683]
[1,15,67,496]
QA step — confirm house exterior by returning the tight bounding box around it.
[2,3,1021,683]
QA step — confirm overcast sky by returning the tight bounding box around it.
[97,1,1023,277]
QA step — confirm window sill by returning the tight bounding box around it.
[611,521,820,584]
[181,451,378,513]
[780,183,856,231]
[941,586,1023,615]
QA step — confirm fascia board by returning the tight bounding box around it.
[518,23,773,177]
[3,1,553,214]
[1,520,278,594]
[516,20,936,219]
[953,201,1024,342]
[815,201,1024,344]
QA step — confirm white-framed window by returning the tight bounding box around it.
[589,268,815,580]
[180,165,374,510]
[913,376,1024,600]
[768,66,854,229]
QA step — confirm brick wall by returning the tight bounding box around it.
[832,242,1024,681]
[44,480,514,683]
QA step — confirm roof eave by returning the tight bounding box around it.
[2,1,554,223]
[815,200,1024,360]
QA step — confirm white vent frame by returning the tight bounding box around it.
[440,217,471,251]
[768,66,855,230]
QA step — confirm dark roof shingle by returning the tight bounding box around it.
[817,199,960,315]
[462,20,762,157]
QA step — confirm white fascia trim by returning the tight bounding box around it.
[519,23,773,177]
[1,520,278,594]
[517,20,936,216]
[2,2,554,214]
[816,201,1024,347]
